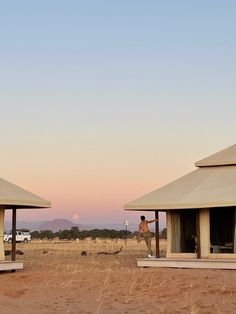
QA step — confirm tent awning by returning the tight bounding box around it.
[0,178,51,209]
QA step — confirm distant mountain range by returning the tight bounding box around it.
[37,219,92,232]
[4,218,166,232]
[4,219,91,232]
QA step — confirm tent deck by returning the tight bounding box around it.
[0,261,23,271]
[137,258,236,270]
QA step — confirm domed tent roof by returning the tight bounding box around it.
[124,144,236,211]
[0,177,51,209]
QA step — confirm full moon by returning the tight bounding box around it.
[72,214,80,221]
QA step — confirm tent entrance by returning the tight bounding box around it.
[180,210,196,253]
[210,207,235,253]
[170,210,197,253]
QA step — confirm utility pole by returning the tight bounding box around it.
[124,220,129,245]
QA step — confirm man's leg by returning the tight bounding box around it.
[144,233,153,256]
[147,235,153,256]
[144,235,149,253]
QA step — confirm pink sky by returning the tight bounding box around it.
[3,142,232,226]
[2,2,236,226]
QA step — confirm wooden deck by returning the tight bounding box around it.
[0,261,23,271]
[137,258,236,270]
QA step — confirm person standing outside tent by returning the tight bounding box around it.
[139,216,158,258]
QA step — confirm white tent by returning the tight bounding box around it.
[0,177,50,270]
[124,145,236,268]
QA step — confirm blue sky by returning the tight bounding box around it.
[1,1,236,224]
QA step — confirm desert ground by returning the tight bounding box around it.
[1,239,236,314]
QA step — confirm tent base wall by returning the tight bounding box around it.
[137,258,236,270]
[0,261,23,271]
[166,252,197,259]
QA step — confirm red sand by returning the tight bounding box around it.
[0,240,236,314]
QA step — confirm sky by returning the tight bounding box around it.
[1,1,236,226]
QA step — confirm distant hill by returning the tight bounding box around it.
[4,220,44,232]
[38,219,91,232]
[4,219,91,232]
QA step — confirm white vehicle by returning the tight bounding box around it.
[4,230,31,243]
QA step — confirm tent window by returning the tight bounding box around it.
[210,207,235,253]
[180,210,196,253]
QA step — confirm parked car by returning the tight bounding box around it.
[4,230,31,243]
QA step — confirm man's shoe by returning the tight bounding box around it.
[147,254,154,258]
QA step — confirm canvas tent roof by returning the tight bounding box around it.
[124,144,236,211]
[0,178,51,209]
[195,144,236,167]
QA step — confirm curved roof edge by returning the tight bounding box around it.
[124,201,236,211]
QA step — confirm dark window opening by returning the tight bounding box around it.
[210,207,235,253]
[180,210,196,253]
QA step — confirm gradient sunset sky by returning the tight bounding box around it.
[1,1,236,225]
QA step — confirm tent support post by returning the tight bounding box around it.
[12,207,17,262]
[196,209,201,259]
[155,210,159,258]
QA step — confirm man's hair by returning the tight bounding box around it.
[140,215,145,221]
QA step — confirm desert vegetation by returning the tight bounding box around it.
[31,227,167,241]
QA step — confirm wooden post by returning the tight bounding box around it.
[155,210,159,258]
[196,209,201,259]
[12,207,17,261]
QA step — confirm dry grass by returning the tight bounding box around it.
[0,238,236,313]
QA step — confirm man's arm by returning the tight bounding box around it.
[147,218,158,224]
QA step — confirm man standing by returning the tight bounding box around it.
[139,215,158,258]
